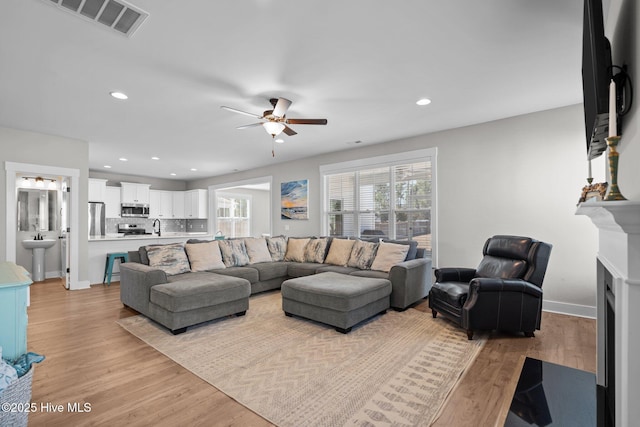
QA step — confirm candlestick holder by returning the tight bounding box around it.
[604,136,626,201]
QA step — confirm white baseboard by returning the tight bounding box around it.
[71,280,91,290]
[542,299,596,319]
[45,270,63,279]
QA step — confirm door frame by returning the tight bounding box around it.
[5,162,81,290]
[208,176,273,238]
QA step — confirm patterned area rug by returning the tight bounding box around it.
[117,292,485,426]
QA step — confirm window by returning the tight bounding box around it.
[322,149,436,258]
[216,194,251,238]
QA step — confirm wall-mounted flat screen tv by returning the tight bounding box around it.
[582,0,612,160]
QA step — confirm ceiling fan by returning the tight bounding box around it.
[221,97,328,138]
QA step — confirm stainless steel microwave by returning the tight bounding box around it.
[121,203,149,218]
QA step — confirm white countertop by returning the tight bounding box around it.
[89,232,212,242]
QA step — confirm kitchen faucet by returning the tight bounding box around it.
[152,218,161,236]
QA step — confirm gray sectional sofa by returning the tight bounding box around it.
[119,236,432,334]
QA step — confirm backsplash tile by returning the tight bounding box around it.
[105,218,207,234]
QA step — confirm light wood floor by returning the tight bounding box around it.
[26,278,596,427]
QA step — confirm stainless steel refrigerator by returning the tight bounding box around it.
[88,202,105,237]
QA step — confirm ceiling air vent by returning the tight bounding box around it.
[43,0,149,37]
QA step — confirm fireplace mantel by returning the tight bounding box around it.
[576,200,640,427]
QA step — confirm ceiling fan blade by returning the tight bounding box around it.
[272,98,292,118]
[236,122,264,130]
[221,106,263,119]
[283,125,297,136]
[286,118,328,125]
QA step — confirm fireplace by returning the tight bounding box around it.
[597,260,615,426]
[577,200,640,427]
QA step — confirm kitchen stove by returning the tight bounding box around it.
[117,223,152,236]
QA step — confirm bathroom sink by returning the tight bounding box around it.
[22,239,57,282]
[22,239,56,249]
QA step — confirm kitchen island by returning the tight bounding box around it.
[88,233,213,285]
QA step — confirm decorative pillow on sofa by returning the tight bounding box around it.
[304,238,329,263]
[324,238,355,266]
[267,236,287,261]
[284,238,310,262]
[244,237,273,264]
[382,239,418,261]
[370,241,410,272]
[184,241,225,271]
[146,243,191,276]
[218,239,250,267]
[347,240,378,270]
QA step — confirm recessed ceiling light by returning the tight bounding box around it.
[275,139,284,144]
[416,98,431,106]
[104,165,112,169]
[110,91,128,100]
[151,156,160,160]
[190,168,197,171]
[119,158,128,162]
[170,173,177,176]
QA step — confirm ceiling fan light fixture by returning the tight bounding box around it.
[263,122,286,137]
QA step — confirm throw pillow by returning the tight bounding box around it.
[146,243,191,276]
[324,238,355,266]
[244,237,273,264]
[267,236,287,261]
[284,237,310,262]
[347,240,379,270]
[304,237,329,263]
[184,241,225,271]
[218,239,250,267]
[370,241,410,272]
[382,239,419,261]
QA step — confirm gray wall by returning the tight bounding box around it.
[1,126,89,283]
[608,0,639,200]
[190,105,609,310]
[89,170,187,191]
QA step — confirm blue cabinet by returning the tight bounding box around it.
[0,262,32,361]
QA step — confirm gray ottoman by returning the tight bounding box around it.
[281,272,392,333]
[149,274,251,334]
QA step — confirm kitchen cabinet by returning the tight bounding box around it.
[184,189,208,219]
[147,189,207,219]
[149,190,173,218]
[88,178,107,202]
[105,186,121,218]
[121,182,150,204]
[172,191,185,218]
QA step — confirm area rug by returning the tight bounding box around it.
[117,292,485,426]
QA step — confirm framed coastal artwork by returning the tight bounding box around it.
[281,179,308,220]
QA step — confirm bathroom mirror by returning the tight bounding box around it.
[17,189,58,232]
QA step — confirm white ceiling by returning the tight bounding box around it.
[0,0,586,180]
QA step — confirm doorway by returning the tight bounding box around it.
[5,162,80,290]
[209,176,272,238]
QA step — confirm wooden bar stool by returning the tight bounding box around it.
[103,252,129,285]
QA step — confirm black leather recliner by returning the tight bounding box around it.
[429,235,552,340]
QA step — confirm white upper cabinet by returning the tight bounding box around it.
[105,186,121,218]
[88,178,107,202]
[121,182,150,204]
[172,191,185,219]
[184,189,208,219]
[150,190,173,218]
